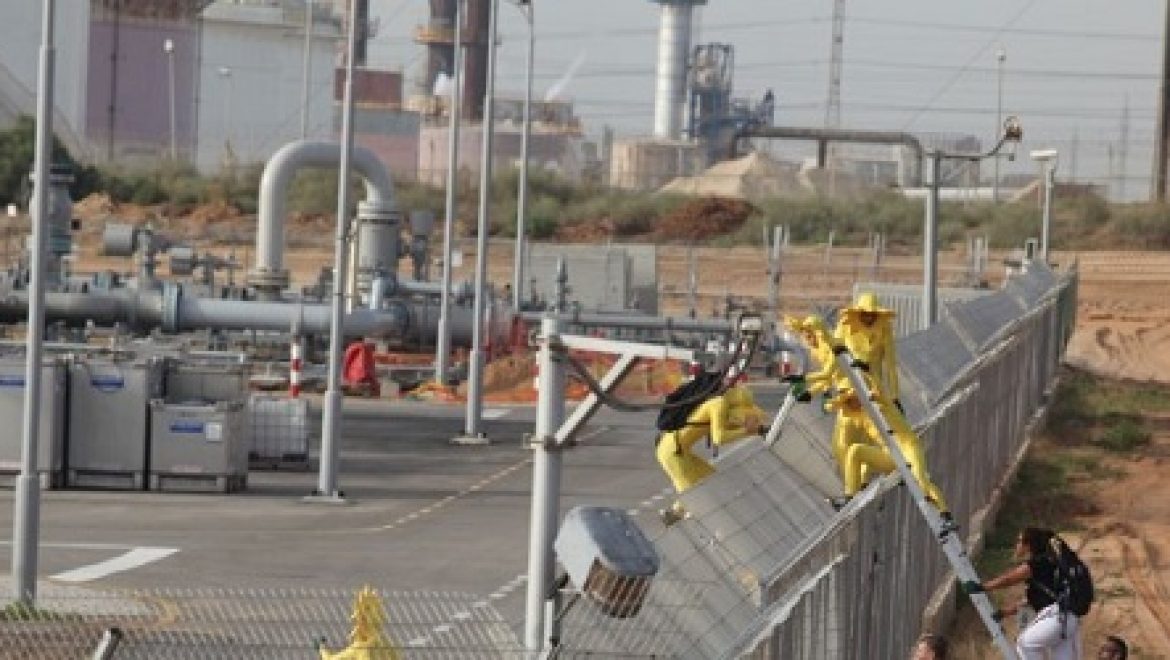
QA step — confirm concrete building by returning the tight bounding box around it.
[0,1,343,171]
[0,1,203,165]
[417,99,585,186]
[196,1,341,172]
[333,68,421,181]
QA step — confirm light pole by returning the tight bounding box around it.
[992,47,1005,203]
[456,0,500,444]
[13,0,55,605]
[1031,149,1058,262]
[300,0,313,139]
[217,66,232,154]
[436,0,465,384]
[315,0,361,501]
[511,0,534,312]
[923,116,1022,330]
[164,38,177,161]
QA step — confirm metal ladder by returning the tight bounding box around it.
[831,348,1017,659]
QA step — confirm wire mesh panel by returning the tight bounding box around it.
[944,290,1027,353]
[3,587,524,659]
[897,317,974,407]
[734,269,1077,658]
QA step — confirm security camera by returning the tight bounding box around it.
[1030,149,1058,162]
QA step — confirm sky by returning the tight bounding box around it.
[365,0,1166,201]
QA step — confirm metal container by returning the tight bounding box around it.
[66,358,165,490]
[148,400,248,493]
[248,394,311,469]
[0,358,66,488]
[555,506,659,618]
[165,362,248,403]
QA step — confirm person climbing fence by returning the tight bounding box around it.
[830,292,951,517]
[786,294,952,519]
[654,371,766,525]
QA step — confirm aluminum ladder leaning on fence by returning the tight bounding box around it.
[829,346,1017,658]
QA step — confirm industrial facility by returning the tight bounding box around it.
[0,0,1153,658]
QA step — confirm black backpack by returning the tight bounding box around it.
[1048,535,1094,616]
[655,372,723,433]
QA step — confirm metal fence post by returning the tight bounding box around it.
[524,313,565,656]
[922,151,941,331]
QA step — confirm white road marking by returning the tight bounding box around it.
[482,408,509,419]
[50,547,178,583]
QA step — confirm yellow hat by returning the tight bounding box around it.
[842,292,893,316]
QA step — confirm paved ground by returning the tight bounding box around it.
[0,384,787,629]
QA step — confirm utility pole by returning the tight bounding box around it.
[825,0,845,196]
[1120,98,1130,202]
[1070,127,1079,183]
[1154,0,1170,201]
[300,0,314,139]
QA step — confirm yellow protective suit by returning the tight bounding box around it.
[835,292,949,513]
[655,383,766,496]
[787,314,883,480]
[319,586,401,660]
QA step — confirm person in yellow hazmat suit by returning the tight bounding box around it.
[655,374,766,525]
[318,586,401,660]
[833,293,952,522]
[783,314,883,486]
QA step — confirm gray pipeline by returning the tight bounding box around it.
[0,288,488,346]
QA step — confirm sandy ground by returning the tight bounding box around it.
[946,250,1170,658]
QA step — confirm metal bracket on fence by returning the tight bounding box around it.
[90,627,124,660]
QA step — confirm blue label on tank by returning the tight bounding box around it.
[170,420,205,434]
[0,375,25,388]
[90,375,125,392]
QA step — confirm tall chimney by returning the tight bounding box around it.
[651,0,705,140]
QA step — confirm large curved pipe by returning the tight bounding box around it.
[250,140,398,292]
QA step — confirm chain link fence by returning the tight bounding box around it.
[4,586,525,659]
[5,263,1074,658]
[548,262,1075,658]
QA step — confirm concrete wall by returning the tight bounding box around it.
[86,16,199,163]
[344,106,421,181]
[0,3,93,159]
[195,2,340,172]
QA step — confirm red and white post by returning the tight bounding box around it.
[289,335,304,399]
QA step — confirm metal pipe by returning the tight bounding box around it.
[519,310,733,334]
[733,126,927,186]
[1041,163,1055,262]
[13,0,54,606]
[0,289,471,343]
[923,151,941,331]
[462,0,499,441]
[652,2,692,140]
[250,140,396,294]
[300,0,313,139]
[355,203,401,297]
[524,314,565,654]
[436,0,464,384]
[317,1,361,500]
[512,2,533,311]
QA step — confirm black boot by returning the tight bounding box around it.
[827,495,852,512]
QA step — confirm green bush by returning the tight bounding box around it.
[1096,415,1150,453]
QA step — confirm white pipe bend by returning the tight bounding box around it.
[254,140,398,282]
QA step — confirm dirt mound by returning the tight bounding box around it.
[652,197,754,242]
[661,151,804,201]
[187,199,242,226]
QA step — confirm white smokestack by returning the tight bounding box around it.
[652,2,694,140]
